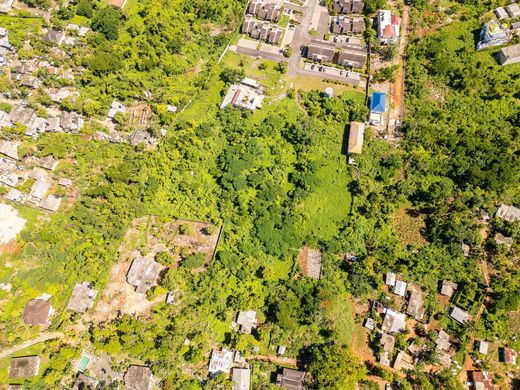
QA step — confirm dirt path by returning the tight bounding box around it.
[248,354,297,367]
[388,4,411,138]
[0,332,63,360]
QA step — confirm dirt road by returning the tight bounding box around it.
[389,4,411,132]
[0,332,63,360]
[248,354,297,367]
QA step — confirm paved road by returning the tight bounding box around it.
[0,332,63,360]
[287,0,320,76]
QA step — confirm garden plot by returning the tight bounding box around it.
[124,216,221,268]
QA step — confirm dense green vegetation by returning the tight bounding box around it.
[1,0,519,388]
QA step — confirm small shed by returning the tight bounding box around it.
[394,280,407,297]
[478,340,489,355]
[385,271,396,287]
[236,310,258,334]
[440,280,457,297]
[450,306,470,324]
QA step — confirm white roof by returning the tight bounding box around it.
[450,306,470,324]
[382,309,406,333]
[394,280,407,297]
[479,340,489,355]
[232,368,251,390]
[385,271,396,286]
[241,77,259,88]
[208,349,233,375]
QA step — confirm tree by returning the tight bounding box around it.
[91,7,122,40]
[307,343,365,389]
[77,0,94,18]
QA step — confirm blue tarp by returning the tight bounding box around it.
[370,92,387,113]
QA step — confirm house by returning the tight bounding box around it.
[406,285,425,321]
[499,347,517,365]
[108,0,127,8]
[382,309,406,333]
[337,47,367,68]
[438,351,452,368]
[477,21,509,50]
[19,75,41,89]
[506,3,520,18]
[440,280,457,297]
[46,117,61,132]
[393,351,414,371]
[208,349,233,376]
[332,0,364,14]
[380,352,391,366]
[40,194,62,212]
[385,271,396,287]
[58,177,72,187]
[498,44,520,66]
[22,299,54,326]
[232,368,251,390]
[435,330,451,352]
[126,256,163,293]
[0,0,14,13]
[380,332,395,353]
[298,247,322,279]
[221,79,264,111]
[0,140,19,160]
[236,310,258,334]
[37,156,59,171]
[369,91,387,125]
[450,306,470,324]
[494,232,512,249]
[107,100,127,119]
[67,282,98,313]
[78,27,90,37]
[478,340,489,355]
[45,30,65,45]
[30,179,50,200]
[331,16,364,34]
[60,111,83,133]
[512,21,520,31]
[124,365,154,390]
[377,10,400,44]
[494,7,508,20]
[248,1,282,21]
[394,280,407,297]
[9,356,40,378]
[469,371,498,390]
[347,121,364,154]
[307,42,336,62]
[276,368,306,390]
[496,203,520,222]
[6,188,26,203]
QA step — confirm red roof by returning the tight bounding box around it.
[391,14,399,25]
[383,25,395,38]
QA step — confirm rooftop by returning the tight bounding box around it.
[496,203,520,222]
[9,356,40,378]
[232,368,251,390]
[370,92,386,113]
[124,365,154,390]
[277,368,306,390]
[22,299,53,326]
[236,310,258,334]
[208,349,233,375]
[67,282,98,313]
[348,121,365,154]
[126,256,163,293]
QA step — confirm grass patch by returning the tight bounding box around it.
[0,15,43,49]
[390,206,427,247]
[279,14,290,28]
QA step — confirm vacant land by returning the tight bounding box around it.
[390,207,427,247]
[0,203,26,248]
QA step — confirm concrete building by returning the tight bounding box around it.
[347,121,365,154]
[498,43,520,65]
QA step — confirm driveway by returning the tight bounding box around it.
[0,332,63,360]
